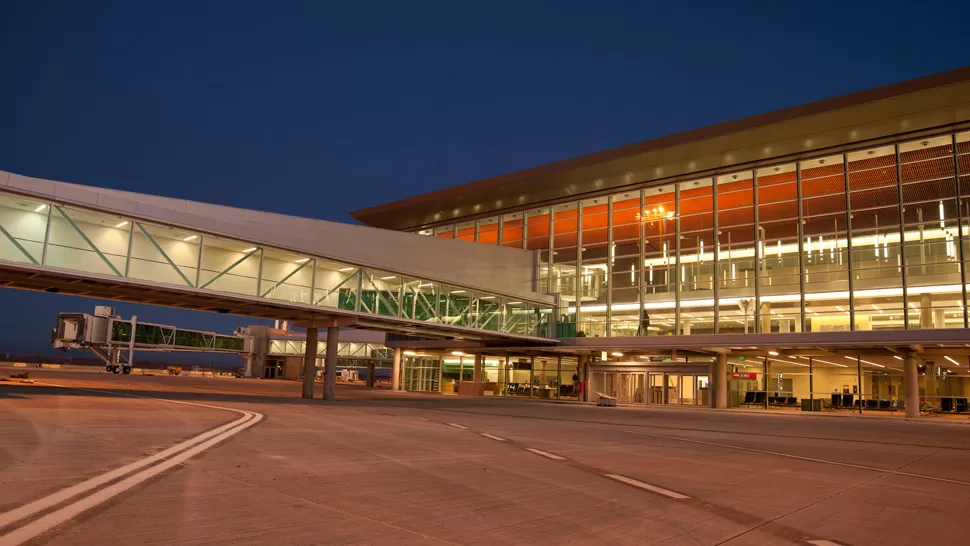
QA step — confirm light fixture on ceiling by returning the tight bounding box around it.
[339,267,355,272]
[768,351,779,356]
[242,247,257,253]
[611,352,623,357]
[115,221,128,228]
[945,356,961,367]
[380,275,397,280]
[34,204,47,213]
[184,235,198,242]
[451,351,465,356]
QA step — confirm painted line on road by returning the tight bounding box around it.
[447,423,468,429]
[603,474,691,499]
[525,448,565,461]
[0,411,263,546]
[480,433,506,442]
[591,424,970,488]
[0,386,264,545]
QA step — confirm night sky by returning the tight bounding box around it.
[1,1,967,356]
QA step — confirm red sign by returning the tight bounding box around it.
[731,372,757,379]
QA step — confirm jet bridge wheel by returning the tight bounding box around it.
[111,365,121,374]
[122,366,131,375]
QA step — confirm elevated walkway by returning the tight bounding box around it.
[0,171,557,344]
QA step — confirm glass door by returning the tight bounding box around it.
[649,373,664,404]
[696,375,710,406]
[680,374,695,405]
[665,374,680,404]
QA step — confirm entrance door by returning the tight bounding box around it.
[680,375,695,405]
[604,372,645,403]
[649,373,664,404]
[666,374,680,404]
[696,375,710,406]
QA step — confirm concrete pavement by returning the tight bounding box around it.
[2,368,970,545]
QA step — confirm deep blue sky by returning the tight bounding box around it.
[1,1,968,356]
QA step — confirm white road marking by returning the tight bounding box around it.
[590,424,970,488]
[525,448,565,460]
[447,423,468,429]
[0,386,263,546]
[480,433,506,441]
[0,411,254,531]
[806,541,844,546]
[604,474,691,499]
[0,412,262,546]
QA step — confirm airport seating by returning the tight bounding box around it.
[830,394,842,408]
[957,398,969,413]
[941,397,954,412]
[743,391,756,405]
[754,392,766,405]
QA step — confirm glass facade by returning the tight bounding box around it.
[425,130,970,337]
[0,195,555,339]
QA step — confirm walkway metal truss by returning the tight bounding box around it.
[0,187,556,343]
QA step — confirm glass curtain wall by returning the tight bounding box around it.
[421,129,970,337]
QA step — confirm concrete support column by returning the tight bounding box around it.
[759,302,771,333]
[322,327,339,401]
[904,354,919,418]
[392,348,402,391]
[715,353,728,409]
[301,327,318,399]
[473,354,483,383]
[366,361,375,388]
[920,293,933,329]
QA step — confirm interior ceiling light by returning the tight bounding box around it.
[183,235,198,241]
[768,351,779,356]
[945,356,961,367]
[611,352,623,357]
[451,351,465,356]
[34,204,47,212]
[115,221,128,228]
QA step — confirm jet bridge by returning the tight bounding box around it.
[52,306,249,374]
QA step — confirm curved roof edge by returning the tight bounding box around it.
[352,65,970,231]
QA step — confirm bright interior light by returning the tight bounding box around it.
[945,356,961,367]
[845,355,885,368]
[601,351,607,361]
[451,290,466,294]
[611,352,623,357]
[768,351,779,356]
[242,247,257,252]
[184,235,198,241]
[403,350,417,356]
[339,267,355,272]
[115,221,129,228]
[381,275,397,280]
[296,258,309,263]
[451,351,465,356]
[34,204,47,213]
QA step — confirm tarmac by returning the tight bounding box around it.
[2,367,970,545]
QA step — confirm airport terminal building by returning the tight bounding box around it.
[351,67,970,416]
[4,67,970,417]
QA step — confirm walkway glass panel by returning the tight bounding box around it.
[0,193,555,340]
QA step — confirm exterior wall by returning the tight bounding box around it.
[421,129,970,339]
